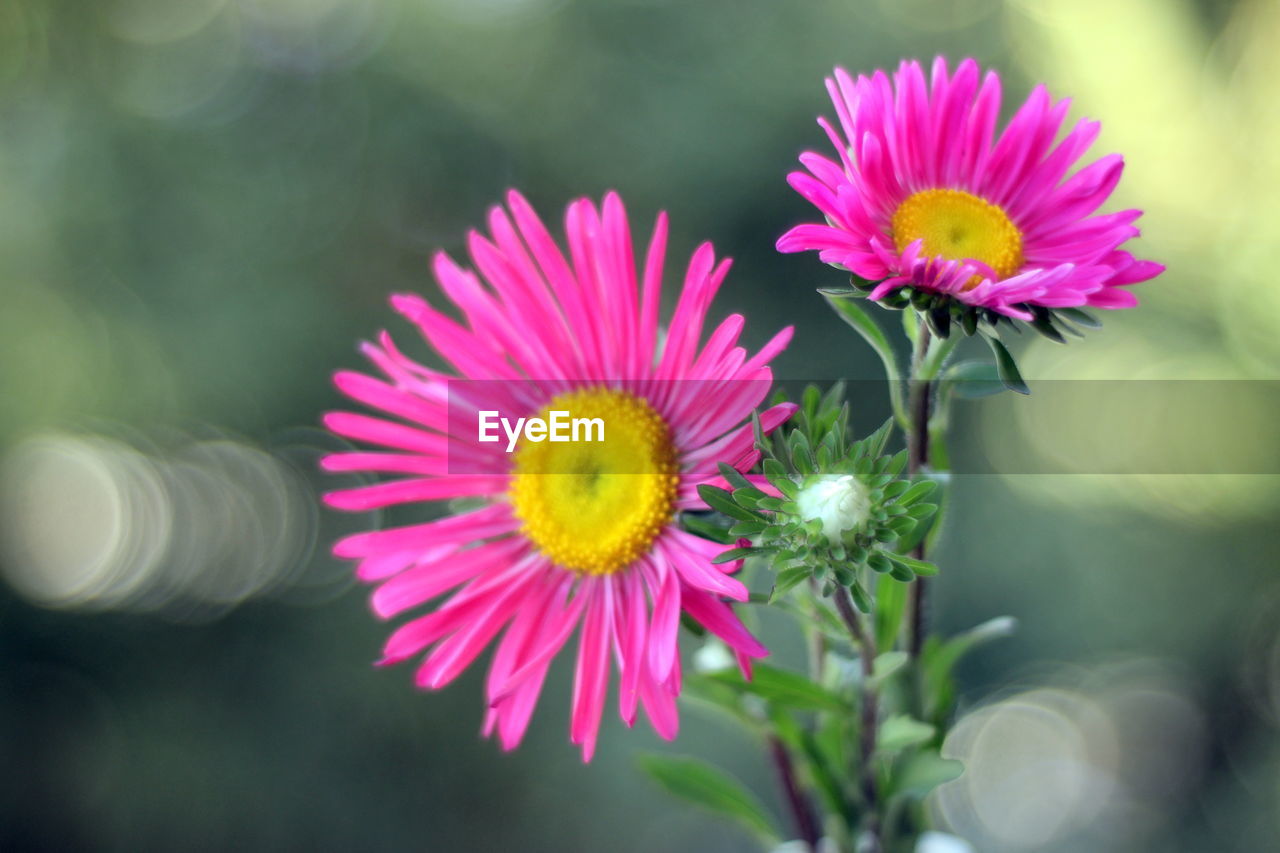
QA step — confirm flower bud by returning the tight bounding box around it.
[794,474,870,545]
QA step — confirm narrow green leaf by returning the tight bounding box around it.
[770,566,810,602]
[905,503,938,521]
[887,563,911,582]
[711,547,754,565]
[824,292,906,421]
[863,417,895,459]
[681,513,735,544]
[731,487,767,508]
[981,335,1030,395]
[888,552,939,577]
[698,484,762,522]
[874,576,908,652]
[887,517,918,537]
[895,480,937,506]
[717,462,754,492]
[878,715,937,753]
[727,520,768,537]
[706,663,849,712]
[890,751,964,799]
[848,581,872,613]
[871,650,909,685]
[636,754,781,844]
[802,384,821,422]
[927,616,1017,681]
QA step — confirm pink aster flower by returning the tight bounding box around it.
[321,190,794,761]
[777,57,1164,323]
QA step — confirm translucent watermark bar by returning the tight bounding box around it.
[441,378,1280,475]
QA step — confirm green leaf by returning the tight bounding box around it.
[731,488,767,510]
[890,751,964,799]
[697,484,762,522]
[770,566,810,602]
[681,513,735,544]
[863,417,895,459]
[888,552,938,577]
[874,576,908,652]
[848,581,872,613]
[824,292,906,421]
[727,519,768,537]
[878,715,937,753]
[711,547,754,565]
[870,650,909,686]
[928,616,1017,680]
[905,503,938,521]
[895,480,937,506]
[705,663,849,712]
[981,335,1030,395]
[774,478,799,500]
[717,462,753,492]
[636,754,781,844]
[801,383,822,423]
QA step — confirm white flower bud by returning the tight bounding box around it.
[794,474,870,544]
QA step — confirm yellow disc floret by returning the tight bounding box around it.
[509,388,679,575]
[891,188,1024,288]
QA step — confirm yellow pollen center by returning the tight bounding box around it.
[509,389,679,575]
[891,189,1024,288]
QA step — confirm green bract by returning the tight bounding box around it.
[698,384,940,612]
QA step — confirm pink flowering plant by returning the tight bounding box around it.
[322,57,1161,852]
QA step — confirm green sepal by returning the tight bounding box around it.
[981,335,1030,395]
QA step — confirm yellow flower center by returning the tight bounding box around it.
[891,189,1024,288]
[509,388,679,575]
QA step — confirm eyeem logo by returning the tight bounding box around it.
[478,411,605,453]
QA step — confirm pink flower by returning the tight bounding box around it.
[777,57,1164,322]
[322,191,794,761]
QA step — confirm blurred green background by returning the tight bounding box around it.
[2,0,1277,850]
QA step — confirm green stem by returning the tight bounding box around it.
[834,586,881,852]
[906,328,934,660]
[768,734,822,849]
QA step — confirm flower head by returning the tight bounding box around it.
[778,57,1164,332]
[322,191,794,760]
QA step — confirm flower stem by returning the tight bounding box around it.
[769,734,822,849]
[834,586,881,852]
[906,326,934,659]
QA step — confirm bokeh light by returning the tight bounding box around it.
[0,429,358,619]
